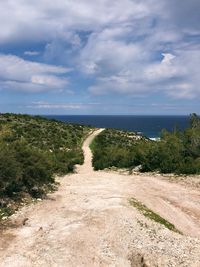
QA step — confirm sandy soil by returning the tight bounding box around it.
[0,129,200,267]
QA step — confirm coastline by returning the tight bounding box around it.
[44,115,189,139]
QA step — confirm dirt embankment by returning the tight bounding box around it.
[0,129,200,267]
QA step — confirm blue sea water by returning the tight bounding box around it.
[44,115,190,138]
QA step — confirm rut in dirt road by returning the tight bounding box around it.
[0,129,200,267]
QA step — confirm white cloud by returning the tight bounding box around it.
[0,0,152,44]
[0,0,200,100]
[144,53,179,81]
[24,51,40,56]
[161,53,176,64]
[27,101,100,110]
[28,101,82,110]
[88,46,200,99]
[0,54,70,92]
[79,26,145,75]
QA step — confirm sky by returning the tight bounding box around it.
[0,0,200,115]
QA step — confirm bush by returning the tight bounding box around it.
[91,129,148,170]
[0,141,54,197]
[14,141,54,193]
[0,113,90,201]
[0,143,22,197]
[91,114,200,175]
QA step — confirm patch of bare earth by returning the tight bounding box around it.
[0,129,200,267]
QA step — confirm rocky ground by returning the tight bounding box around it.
[0,129,200,267]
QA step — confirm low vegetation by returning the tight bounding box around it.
[91,129,148,170]
[0,113,90,214]
[129,198,181,233]
[91,113,200,175]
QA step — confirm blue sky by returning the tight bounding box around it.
[0,0,200,115]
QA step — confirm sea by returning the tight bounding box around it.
[44,115,190,139]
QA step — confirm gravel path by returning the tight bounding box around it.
[0,129,200,267]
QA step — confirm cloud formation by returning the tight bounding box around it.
[24,51,40,56]
[0,0,200,101]
[0,0,152,45]
[27,101,82,110]
[0,54,70,92]
[27,101,100,110]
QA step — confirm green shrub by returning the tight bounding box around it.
[0,143,22,197]
[91,129,148,170]
[0,113,90,201]
[91,114,200,175]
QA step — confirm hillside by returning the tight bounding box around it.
[0,113,91,217]
[91,128,149,170]
[91,114,200,175]
[0,129,200,266]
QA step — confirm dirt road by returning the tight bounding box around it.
[0,129,200,266]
